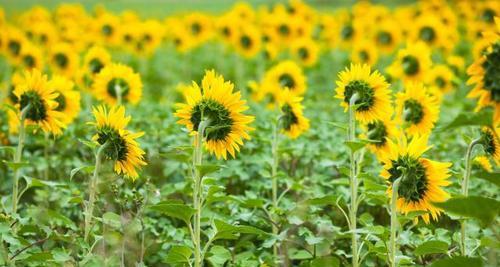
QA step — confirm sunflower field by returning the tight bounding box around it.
[0,0,499,266]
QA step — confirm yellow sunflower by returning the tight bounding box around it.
[335,63,392,123]
[49,42,79,78]
[184,12,213,46]
[410,14,451,52]
[47,75,81,124]
[80,46,112,87]
[380,134,451,224]
[290,38,319,67]
[91,105,147,179]
[467,42,500,123]
[263,60,307,96]
[351,40,379,66]
[362,117,398,159]
[175,70,254,159]
[395,83,439,137]
[19,42,44,71]
[13,69,66,135]
[93,12,121,46]
[472,156,493,172]
[426,64,456,93]
[248,80,280,109]
[479,126,500,165]
[92,63,142,105]
[277,89,309,139]
[4,26,27,64]
[233,25,262,59]
[387,42,432,83]
[215,14,240,44]
[263,43,279,61]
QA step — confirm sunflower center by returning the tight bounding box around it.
[402,55,420,76]
[298,47,309,60]
[279,74,295,89]
[281,104,298,131]
[435,76,446,88]
[40,34,48,44]
[222,27,230,37]
[97,127,128,161]
[482,42,500,103]
[278,24,290,36]
[419,26,436,42]
[367,120,387,147]
[23,54,36,68]
[107,78,130,99]
[9,86,18,104]
[359,50,369,62]
[89,58,104,74]
[124,34,132,42]
[341,24,354,40]
[55,91,66,111]
[240,35,252,49]
[8,40,21,56]
[480,129,497,156]
[19,91,47,122]
[102,24,113,36]
[190,99,233,141]
[377,31,392,45]
[403,99,424,124]
[343,80,375,111]
[388,155,428,203]
[191,23,201,35]
[54,53,69,69]
[482,8,495,23]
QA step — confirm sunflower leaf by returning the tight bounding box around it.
[196,164,222,177]
[344,140,367,152]
[164,245,192,264]
[433,196,500,226]
[440,110,493,130]
[414,240,449,256]
[429,256,483,267]
[474,171,500,187]
[148,203,196,225]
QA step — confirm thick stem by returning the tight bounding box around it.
[84,142,109,243]
[12,104,31,216]
[460,138,480,256]
[271,117,281,263]
[348,94,360,267]
[389,178,402,267]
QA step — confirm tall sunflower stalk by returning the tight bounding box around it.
[270,115,281,262]
[11,104,31,216]
[348,93,360,267]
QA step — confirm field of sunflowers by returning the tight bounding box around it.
[0,0,499,266]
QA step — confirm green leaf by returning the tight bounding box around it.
[433,196,500,226]
[327,122,348,131]
[344,140,367,152]
[102,212,122,229]
[288,249,312,260]
[3,160,29,171]
[429,256,483,267]
[475,171,500,187]
[0,146,15,156]
[441,110,492,130]
[148,203,196,225]
[305,196,336,206]
[164,245,192,264]
[414,240,449,256]
[214,219,267,240]
[311,256,340,267]
[26,252,53,261]
[70,166,94,180]
[196,164,221,177]
[79,139,97,149]
[22,176,64,188]
[207,245,231,266]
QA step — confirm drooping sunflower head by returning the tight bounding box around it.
[362,118,397,158]
[13,68,66,135]
[92,63,142,106]
[47,75,81,124]
[175,70,254,159]
[396,82,439,137]
[380,134,451,223]
[277,89,309,139]
[264,60,306,96]
[335,63,392,123]
[387,42,432,82]
[479,126,500,164]
[91,105,146,180]
[472,156,493,172]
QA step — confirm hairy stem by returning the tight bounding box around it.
[389,178,401,267]
[348,93,360,267]
[12,104,31,216]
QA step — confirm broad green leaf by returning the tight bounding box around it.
[70,166,94,180]
[441,110,492,130]
[305,196,336,206]
[26,252,53,261]
[433,196,500,226]
[22,176,64,188]
[288,249,312,260]
[414,240,449,256]
[158,150,191,163]
[207,245,231,266]
[3,160,29,171]
[0,146,15,156]
[148,203,196,225]
[196,164,221,177]
[475,171,500,187]
[214,219,267,240]
[164,245,192,264]
[102,212,122,229]
[311,256,340,267]
[344,140,367,153]
[430,256,482,267]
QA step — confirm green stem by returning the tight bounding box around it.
[348,93,360,267]
[389,177,402,267]
[271,116,281,264]
[460,138,480,256]
[44,132,50,180]
[12,104,31,216]
[84,141,109,243]
[193,119,210,267]
[115,84,123,106]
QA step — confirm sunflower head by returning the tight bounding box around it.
[47,75,81,124]
[473,156,493,172]
[479,126,500,164]
[263,60,307,96]
[387,42,432,82]
[396,83,439,136]
[175,70,254,159]
[92,63,142,105]
[277,89,309,139]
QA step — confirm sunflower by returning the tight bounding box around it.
[387,42,432,83]
[395,83,439,136]
[410,14,451,52]
[371,19,401,54]
[19,42,44,70]
[184,12,213,46]
[447,55,465,75]
[93,12,121,46]
[91,105,146,179]
[426,64,456,93]
[29,21,58,48]
[49,42,79,78]
[263,60,307,96]
[175,70,254,159]
[215,14,239,44]
[335,63,392,123]
[4,27,27,64]
[467,42,500,123]
[362,118,398,159]
[291,38,319,67]
[472,156,493,172]
[351,40,379,66]
[479,126,500,164]
[80,46,111,87]
[380,134,451,223]
[277,89,309,138]
[248,80,280,109]
[47,75,80,124]
[13,69,66,135]
[233,25,262,59]
[92,63,142,105]
[133,20,164,56]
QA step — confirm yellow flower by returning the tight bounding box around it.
[371,19,402,54]
[291,38,319,67]
[380,134,451,224]
[277,89,309,139]
[335,63,392,123]
[19,42,44,71]
[92,63,142,105]
[409,14,451,52]
[362,117,398,159]
[49,42,80,78]
[233,25,262,58]
[263,60,307,96]
[426,64,456,93]
[47,75,81,124]
[351,39,379,66]
[387,42,432,83]
[395,83,439,136]
[184,13,214,46]
[479,126,500,165]
[13,69,66,135]
[80,46,111,87]
[91,105,147,179]
[175,70,254,159]
[93,13,121,46]
[473,156,493,172]
[4,26,27,64]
